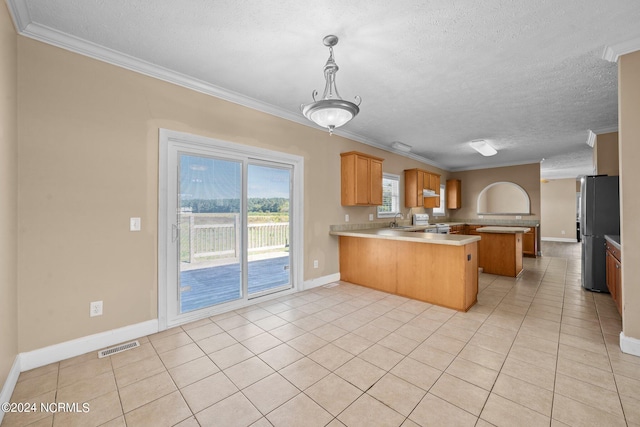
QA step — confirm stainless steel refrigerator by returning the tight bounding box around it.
[580,175,620,292]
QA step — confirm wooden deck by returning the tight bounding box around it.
[180,255,290,312]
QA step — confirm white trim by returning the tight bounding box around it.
[158,129,305,330]
[303,273,341,291]
[620,332,640,357]
[587,127,620,147]
[0,356,21,424]
[541,237,578,243]
[19,319,158,372]
[603,37,640,62]
[449,159,543,173]
[5,1,444,171]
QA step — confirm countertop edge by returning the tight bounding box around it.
[476,226,531,234]
[605,235,621,250]
[329,229,481,246]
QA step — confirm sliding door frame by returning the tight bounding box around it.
[158,129,304,330]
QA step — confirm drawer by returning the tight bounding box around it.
[606,243,621,262]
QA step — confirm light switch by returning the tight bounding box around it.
[130,217,141,231]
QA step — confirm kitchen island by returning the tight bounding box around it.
[476,226,530,277]
[329,229,480,311]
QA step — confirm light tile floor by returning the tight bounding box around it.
[4,243,640,427]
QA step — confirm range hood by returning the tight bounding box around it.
[423,189,438,197]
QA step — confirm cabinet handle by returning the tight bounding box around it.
[616,264,620,269]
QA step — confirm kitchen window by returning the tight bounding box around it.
[433,184,446,217]
[377,173,400,218]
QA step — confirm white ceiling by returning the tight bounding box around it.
[8,0,640,179]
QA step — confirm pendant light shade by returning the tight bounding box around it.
[301,35,361,135]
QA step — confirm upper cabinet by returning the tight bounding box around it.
[404,168,441,208]
[341,151,384,206]
[446,179,461,209]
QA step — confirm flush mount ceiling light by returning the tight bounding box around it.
[391,141,412,152]
[469,139,498,156]
[301,35,361,135]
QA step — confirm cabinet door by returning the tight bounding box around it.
[446,179,461,209]
[404,169,422,208]
[606,250,615,296]
[423,173,439,208]
[615,260,622,314]
[369,158,383,205]
[353,155,371,205]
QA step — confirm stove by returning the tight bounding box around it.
[413,214,450,234]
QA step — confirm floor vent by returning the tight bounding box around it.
[98,340,140,358]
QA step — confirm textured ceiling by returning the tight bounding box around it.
[8,0,640,179]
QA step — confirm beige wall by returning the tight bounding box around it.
[594,132,619,176]
[619,50,640,341]
[0,3,18,387]
[15,36,444,352]
[448,163,541,221]
[540,179,578,240]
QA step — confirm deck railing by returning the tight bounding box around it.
[180,213,289,263]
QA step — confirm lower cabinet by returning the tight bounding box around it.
[605,241,622,315]
[522,227,537,257]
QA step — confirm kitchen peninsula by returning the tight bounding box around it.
[329,228,480,311]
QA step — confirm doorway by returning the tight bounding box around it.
[158,130,304,329]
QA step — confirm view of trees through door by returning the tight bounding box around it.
[177,156,292,314]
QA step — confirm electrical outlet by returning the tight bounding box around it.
[369,214,374,221]
[345,214,349,222]
[478,215,484,219]
[515,215,522,219]
[313,260,319,268]
[130,217,141,231]
[90,301,103,317]
[561,230,566,235]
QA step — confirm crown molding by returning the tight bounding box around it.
[603,36,640,62]
[6,0,443,171]
[449,159,542,173]
[586,126,619,147]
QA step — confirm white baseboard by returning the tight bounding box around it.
[620,332,640,357]
[302,273,341,291]
[541,237,578,243]
[0,356,22,424]
[19,319,158,372]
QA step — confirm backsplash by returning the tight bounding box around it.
[330,218,539,232]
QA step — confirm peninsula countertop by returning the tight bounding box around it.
[476,226,531,234]
[329,228,481,246]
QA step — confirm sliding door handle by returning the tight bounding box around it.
[171,224,179,242]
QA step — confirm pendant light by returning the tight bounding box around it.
[301,35,361,135]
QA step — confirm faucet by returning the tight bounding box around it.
[390,212,403,228]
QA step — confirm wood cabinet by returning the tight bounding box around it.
[341,151,384,206]
[605,240,622,315]
[464,225,482,236]
[446,179,461,209]
[404,168,441,208]
[477,230,524,277]
[449,225,465,234]
[522,227,537,257]
[338,236,478,311]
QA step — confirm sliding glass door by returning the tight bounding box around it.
[178,154,243,313]
[247,163,292,298]
[159,130,302,328]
